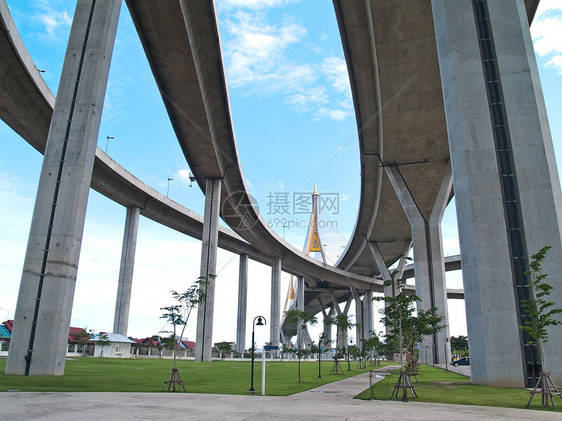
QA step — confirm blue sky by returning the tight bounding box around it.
[1,0,561,348]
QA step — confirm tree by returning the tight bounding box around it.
[95,333,111,358]
[361,332,383,360]
[71,329,91,357]
[377,277,444,375]
[285,309,317,382]
[215,341,234,359]
[330,313,354,354]
[450,335,469,358]
[519,246,562,407]
[160,276,210,392]
[375,262,445,401]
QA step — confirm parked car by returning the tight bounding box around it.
[451,357,470,367]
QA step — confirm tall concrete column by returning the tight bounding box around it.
[362,290,373,340]
[368,241,410,339]
[317,299,333,345]
[385,165,449,364]
[432,0,562,386]
[428,163,453,365]
[235,254,248,353]
[270,257,281,347]
[331,293,352,349]
[296,276,305,349]
[113,206,140,337]
[195,178,221,362]
[351,288,363,347]
[6,0,121,376]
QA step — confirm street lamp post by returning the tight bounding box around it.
[166,178,173,197]
[105,136,114,154]
[347,338,353,371]
[248,316,266,393]
[318,332,326,378]
[444,337,450,371]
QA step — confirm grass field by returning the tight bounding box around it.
[2,357,562,414]
[0,357,379,395]
[356,364,562,413]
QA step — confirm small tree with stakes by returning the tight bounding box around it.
[160,276,210,392]
[284,309,317,382]
[375,258,444,401]
[520,246,562,408]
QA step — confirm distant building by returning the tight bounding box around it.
[0,321,11,353]
[180,340,196,350]
[92,333,135,358]
[132,337,163,357]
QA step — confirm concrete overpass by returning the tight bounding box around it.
[3,0,561,389]
[0,0,383,289]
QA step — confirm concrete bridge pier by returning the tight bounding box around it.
[270,257,281,347]
[331,293,352,350]
[351,288,372,348]
[296,276,305,349]
[368,242,394,341]
[113,206,140,336]
[5,0,121,376]
[317,299,333,346]
[195,179,221,362]
[235,254,248,353]
[361,290,374,344]
[432,0,562,387]
[385,165,450,365]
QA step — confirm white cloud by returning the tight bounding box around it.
[218,0,301,10]
[321,56,350,94]
[224,12,308,89]
[220,7,353,122]
[315,107,351,122]
[286,86,328,112]
[177,169,194,184]
[546,55,562,73]
[36,9,72,37]
[531,2,562,73]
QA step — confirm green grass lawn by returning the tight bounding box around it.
[3,357,562,414]
[0,357,380,395]
[356,364,562,413]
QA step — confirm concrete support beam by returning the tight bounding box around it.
[296,276,305,349]
[331,292,352,349]
[385,165,449,364]
[368,241,410,338]
[270,257,281,347]
[432,0,562,386]
[113,206,140,336]
[6,0,121,376]
[195,179,221,362]
[317,298,333,345]
[297,276,305,312]
[362,290,373,341]
[235,254,248,353]
[351,288,363,347]
[427,163,453,365]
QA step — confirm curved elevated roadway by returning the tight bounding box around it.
[0,0,380,293]
[0,0,484,341]
[124,0,381,291]
[333,0,540,278]
[0,0,270,268]
[124,0,471,322]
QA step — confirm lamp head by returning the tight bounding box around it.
[256,316,264,326]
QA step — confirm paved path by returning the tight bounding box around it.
[1,365,559,420]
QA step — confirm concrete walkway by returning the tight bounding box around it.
[1,366,559,420]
